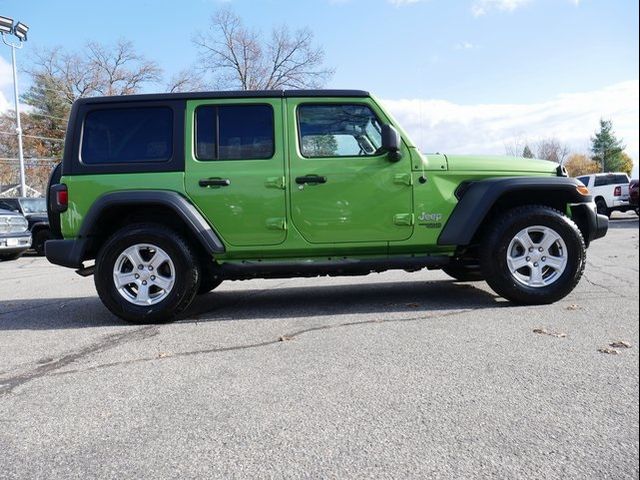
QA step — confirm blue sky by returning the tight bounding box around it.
[1,0,638,173]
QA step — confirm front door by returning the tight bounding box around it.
[185,99,287,247]
[287,100,414,244]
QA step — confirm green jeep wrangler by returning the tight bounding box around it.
[45,89,608,323]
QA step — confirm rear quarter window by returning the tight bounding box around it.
[81,107,173,164]
[614,174,629,184]
[576,176,590,186]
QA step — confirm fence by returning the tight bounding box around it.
[0,158,59,197]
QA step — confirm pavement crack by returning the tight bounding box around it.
[582,273,632,298]
[0,326,159,397]
[49,308,479,380]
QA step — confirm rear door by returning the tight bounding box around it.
[185,98,287,247]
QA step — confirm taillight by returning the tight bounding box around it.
[57,188,68,206]
[50,184,68,213]
[614,186,622,196]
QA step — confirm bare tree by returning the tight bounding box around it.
[534,138,571,165]
[504,138,530,157]
[24,40,162,107]
[166,69,208,93]
[194,9,334,90]
[86,40,162,96]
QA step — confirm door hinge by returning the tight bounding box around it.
[265,176,286,189]
[266,217,287,230]
[393,213,414,226]
[393,173,413,186]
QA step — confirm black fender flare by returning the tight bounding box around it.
[79,190,226,254]
[29,222,50,233]
[46,190,226,269]
[437,177,592,246]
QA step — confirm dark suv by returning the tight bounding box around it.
[0,197,50,255]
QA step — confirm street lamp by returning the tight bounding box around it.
[1,15,29,198]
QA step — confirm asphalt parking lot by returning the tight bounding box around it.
[1,214,638,479]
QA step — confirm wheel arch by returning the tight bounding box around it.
[438,177,592,247]
[77,191,225,263]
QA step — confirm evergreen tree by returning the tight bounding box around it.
[522,145,534,158]
[591,119,625,172]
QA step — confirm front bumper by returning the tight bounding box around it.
[0,233,32,253]
[571,202,608,245]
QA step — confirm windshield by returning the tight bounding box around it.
[19,198,47,214]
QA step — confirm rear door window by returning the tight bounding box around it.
[195,105,274,160]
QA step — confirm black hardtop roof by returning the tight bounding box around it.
[77,89,370,105]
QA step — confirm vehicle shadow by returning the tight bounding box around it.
[608,217,639,229]
[0,280,502,331]
[185,280,503,323]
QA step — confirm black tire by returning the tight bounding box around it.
[0,252,22,261]
[479,205,586,305]
[595,198,610,218]
[442,262,484,281]
[94,223,200,324]
[33,229,51,256]
[198,257,223,294]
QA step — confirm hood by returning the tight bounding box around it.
[0,208,22,217]
[25,213,48,222]
[445,155,558,174]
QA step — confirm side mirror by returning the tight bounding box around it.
[381,124,402,162]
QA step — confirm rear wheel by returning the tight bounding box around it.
[95,223,200,323]
[480,205,586,305]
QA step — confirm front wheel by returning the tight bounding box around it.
[33,229,51,256]
[95,224,201,323]
[480,206,586,305]
[0,252,23,261]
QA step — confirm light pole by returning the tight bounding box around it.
[1,16,29,198]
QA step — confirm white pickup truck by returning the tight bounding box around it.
[577,173,631,217]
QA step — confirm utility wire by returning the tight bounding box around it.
[0,131,65,142]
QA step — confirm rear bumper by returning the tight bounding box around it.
[572,202,608,245]
[45,238,88,268]
[611,199,630,208]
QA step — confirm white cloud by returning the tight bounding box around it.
[387,0,427,6]
[381,80,639,176]
[472,0,531,16]
[455,41,479,50]
[471,0,579,16]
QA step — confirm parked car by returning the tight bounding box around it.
[629,179,639,215]
[576,173,631,217]
[0,208,31,261]
[46,89,608,323]
[0,197,50,255]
